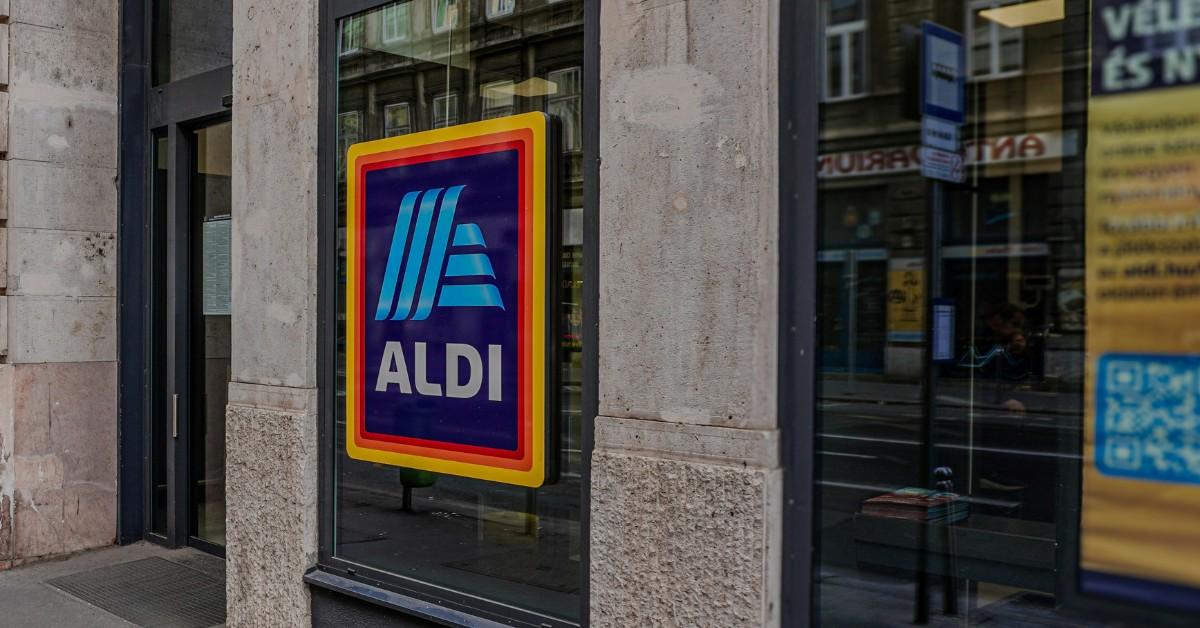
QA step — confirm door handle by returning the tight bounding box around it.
[172,393,179,438]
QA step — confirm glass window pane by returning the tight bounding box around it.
[384,102,412,137]
[808,0,1187,624]
[548,67,583,152]
[149,132,169,537]
[487,0,516,19]
[334,3,586,622]
[432,92,459,128]
[827,35,844,99]
[152,0,233,85]
[973,44,991,77]
[850,31,865,96]
[1000,38,1021,73]
[382,2,411,44]
[482,80,516,119]
[190,122,233,547]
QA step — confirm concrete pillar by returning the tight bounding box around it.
[225,0,320,625]
[0,0,120,568]
[592,1,782,625]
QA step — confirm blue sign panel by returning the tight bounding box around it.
[1096,353,1200,484]
[346,114,554,487]
[1092,0,1200,96]
[921,21,966,124]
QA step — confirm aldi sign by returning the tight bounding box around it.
[345,113,556,487]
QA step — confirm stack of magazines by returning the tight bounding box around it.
[861,487,967,523]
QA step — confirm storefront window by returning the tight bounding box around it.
[817,0,1200,624]
[333,1,586,623]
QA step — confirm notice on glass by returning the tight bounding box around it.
[1082,0,1200,608]
[202,218,232,316]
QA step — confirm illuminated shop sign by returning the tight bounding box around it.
[345,113,556,487]
[817,131,1077,179]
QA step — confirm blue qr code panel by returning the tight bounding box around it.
[1096,353,1200,484]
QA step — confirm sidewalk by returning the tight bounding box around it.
[0,542,225,628]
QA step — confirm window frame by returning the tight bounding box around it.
[339,13,365,56]
[486,0,516,20]
[314,1,599,626]
[820,0,867,102]
[779,1,821,625]
[431,90,461,127]
[431,0,459,35]
[382,101,412,136]
[380,1,410,44]
[967,0,1025,80]
[480,79,517,119]
[547,66,583,153]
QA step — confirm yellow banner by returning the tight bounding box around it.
[1083,82,1200,592]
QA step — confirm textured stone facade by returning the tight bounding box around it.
[224,0,320,625]
[226,385,318,627]
[0,0,119,568]
[591,449,780,627]
[593,0,782,625]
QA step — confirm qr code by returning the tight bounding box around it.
[1096,353,1200,484]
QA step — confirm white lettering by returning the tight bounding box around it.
[489,344,503,401]
[445,343,483,399]
[375,341,412,393]
[414,342,442,396]
[1103,4,1134,40]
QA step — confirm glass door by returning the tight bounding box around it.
[189,122,232,549]
[147,118,231,555]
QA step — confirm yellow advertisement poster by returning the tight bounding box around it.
[1083,0,1200,607]
[886,258,924,343]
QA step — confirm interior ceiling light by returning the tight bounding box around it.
[488,77,559,97]
[979,0,1064,28]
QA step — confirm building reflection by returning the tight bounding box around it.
[815,0,1089,622]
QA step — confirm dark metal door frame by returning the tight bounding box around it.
[118,0,232,553]
[779,1,820,626]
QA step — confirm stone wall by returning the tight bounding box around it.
[0,0,119,568]
[225,0,320,625]
[593,0,782,625]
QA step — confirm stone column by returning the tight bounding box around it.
[593,1,782,625]
[225,0,320,625]
[0,0,120,568]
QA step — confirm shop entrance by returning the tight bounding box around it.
[147,117,232,556]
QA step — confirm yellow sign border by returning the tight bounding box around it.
[345,113,548,488]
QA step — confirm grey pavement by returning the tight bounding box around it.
[0,542,224,628]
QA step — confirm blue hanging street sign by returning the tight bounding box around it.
[345,113,558,488]
[921,21,966,124]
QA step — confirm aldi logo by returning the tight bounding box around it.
[346,113,557,487]
[373,185,505,321]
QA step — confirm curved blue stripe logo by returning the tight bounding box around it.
[374,185,505,321]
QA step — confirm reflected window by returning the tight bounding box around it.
[432,92,460,128]
[813,1,1091,624]
[340,15,364,56]
[383,102,412,137]
[822,0,867,100]
[968,0,1024,78]
[432,0,460,34]
[382,2,411,44]
[548,67,583,153]
[337,111,361,174]
[487,0,516,19]
[482,80,516,119]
